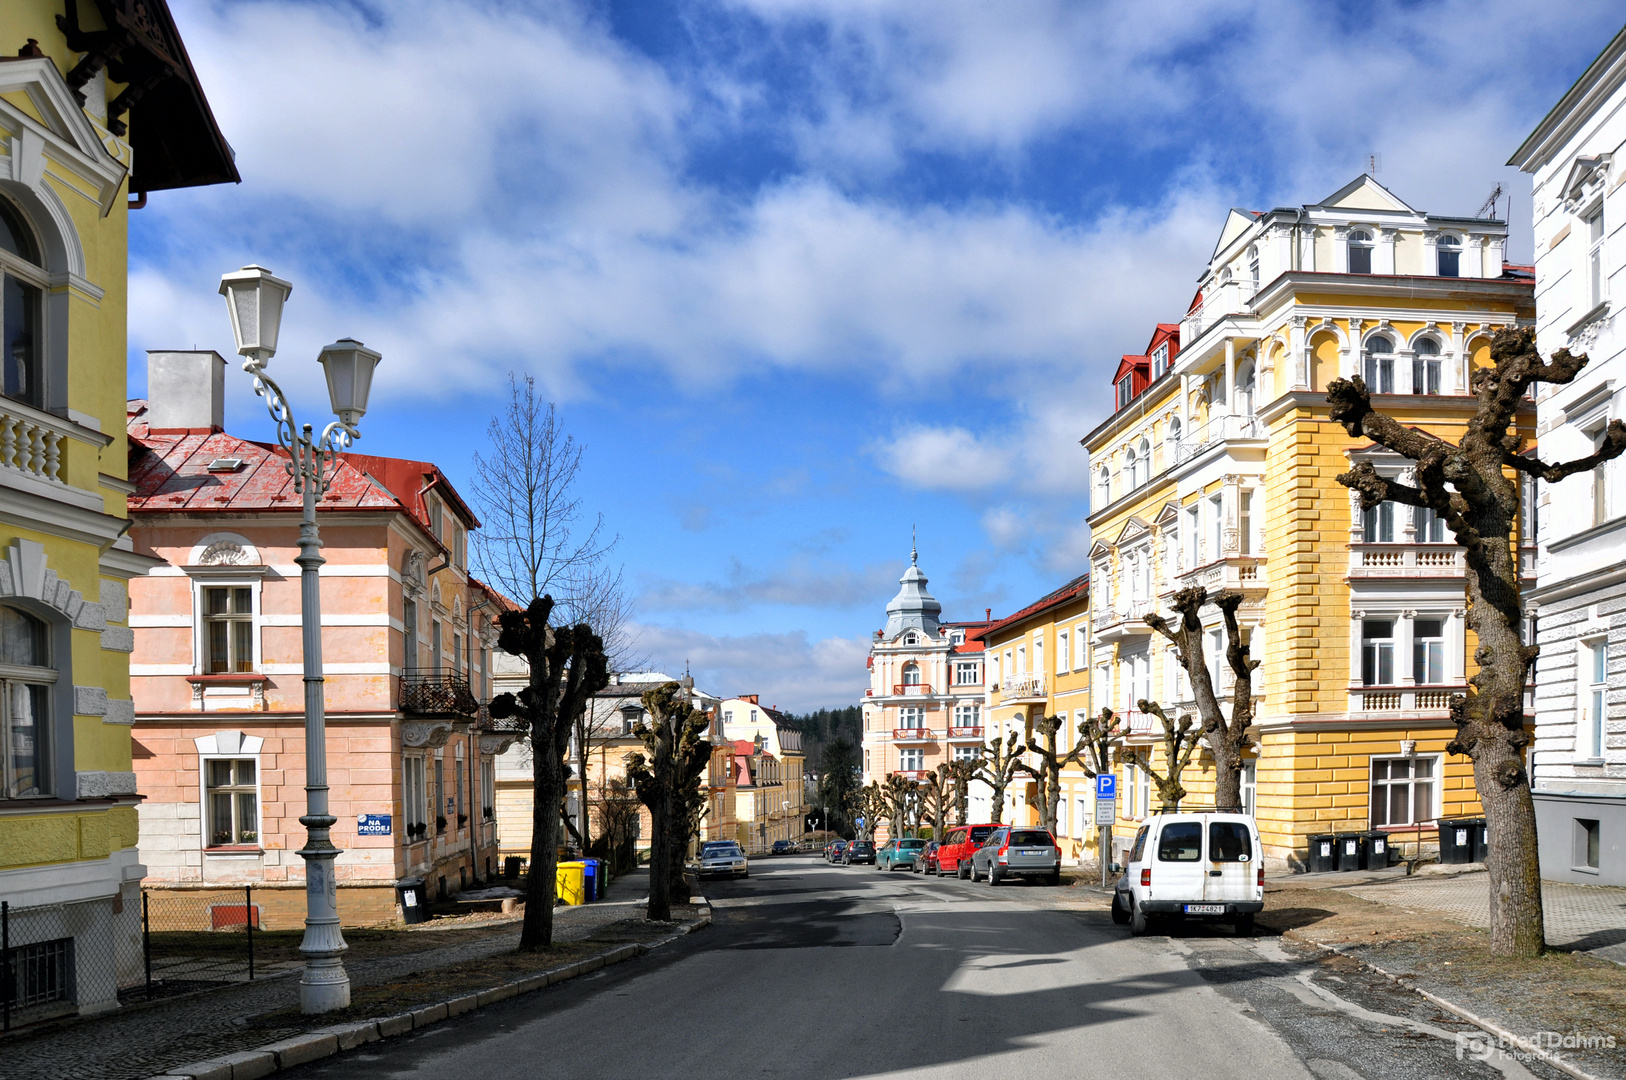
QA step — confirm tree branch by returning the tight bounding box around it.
[1505,420,1626,482]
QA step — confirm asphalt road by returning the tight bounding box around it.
[284,856,1567,1080]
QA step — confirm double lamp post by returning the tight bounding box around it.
[218,265,382,1014]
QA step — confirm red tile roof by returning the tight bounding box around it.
[969,573,1090,643]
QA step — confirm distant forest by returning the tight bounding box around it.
[784,705,862,764]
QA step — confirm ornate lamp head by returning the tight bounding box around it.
[219,265,293,368]
[317,338,382,433]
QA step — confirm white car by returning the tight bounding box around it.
[699,842,749,880]
[1111,812,1263,936]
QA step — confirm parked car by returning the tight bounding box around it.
[825,840,848,863]
[842,840,877,865]
[770,840,795,855]
[969,827,1061,885]
[878,838,928,872]
[922,840,942,874]
[699,842,749,880]
[1111,812,1263,936]
[937,823,1002,878]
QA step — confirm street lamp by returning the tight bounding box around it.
[219,265,382,1015]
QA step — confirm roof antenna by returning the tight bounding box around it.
[1477,183,1504,220]
[1368,153,1380,177]
[911,524,918,566]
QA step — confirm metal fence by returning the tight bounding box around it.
[0,887,268,1031]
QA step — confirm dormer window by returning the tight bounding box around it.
[951,630,964,645]
[904,632,919,645]
[1151,343,1169,379]
[1117,375,1133,409]
[1348,230,1373,275]
[1436,234,1461,278]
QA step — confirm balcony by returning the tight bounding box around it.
[400,667,479,717]
[894,769,929,782]
[1000,673,1047,700]
[1348,545,1464,579]
[1173,413,1265,465]
[892,683,935,696]
[1350,684,1534,715]
[947,726,983,741]
[1092,601,1155,643]
[892,727,937,743]
[1172,556,1265,596]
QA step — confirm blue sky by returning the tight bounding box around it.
[130,1,1622,710]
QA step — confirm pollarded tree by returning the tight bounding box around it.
[487,598,609,951]
[921,764,953,842]
[1328,327,1626,957]
[881,772,918,839]
[977,730,1027,825]
[1078,708,1127,782]
[625,682,710,921]
[1120,700,1203,813]
[856,782,887,841]
[1145,587,1258,812]
[1021,714,1086,834]
[945,759,977,826]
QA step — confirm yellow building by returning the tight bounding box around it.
[0,2,236,1021]
[721,696,803,852]
[980,574,1095,861]
[1081,176,1535,869]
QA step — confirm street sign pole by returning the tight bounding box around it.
[1094,774,1118,888]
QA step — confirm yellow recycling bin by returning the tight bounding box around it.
[556,861,586,905]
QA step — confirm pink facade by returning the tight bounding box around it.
[127,397,517,923]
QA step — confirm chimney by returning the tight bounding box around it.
[146,351,226,433]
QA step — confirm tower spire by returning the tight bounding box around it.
[911,524,917,566]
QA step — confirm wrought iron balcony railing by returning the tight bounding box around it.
[400,667,479,717]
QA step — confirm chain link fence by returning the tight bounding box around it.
[1,887,264,1031]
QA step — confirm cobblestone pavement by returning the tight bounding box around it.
[0,870,665,1080]
[1342,871,1626,962]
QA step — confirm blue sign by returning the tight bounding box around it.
[1096,774,1117,798]
[357,813,392,836]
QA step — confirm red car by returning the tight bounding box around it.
[937,823,1002,878]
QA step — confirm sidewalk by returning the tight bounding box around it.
[1,869,700,1080]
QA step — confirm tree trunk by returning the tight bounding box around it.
[646,775,673,922]
[520,738,562,950]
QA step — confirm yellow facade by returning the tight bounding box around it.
[981,576,1096,860]
[1084,177,1534,868]
[0,3,236,1019]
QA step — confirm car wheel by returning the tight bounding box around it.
[1130,900,1149,936]
[1235,914,1254,937]
[987,864,1000,887]
[1047,868,1061,886]
[957,860,969,880]
[1110,891,1131,925]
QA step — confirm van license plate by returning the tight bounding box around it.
[1184,904,1225,915]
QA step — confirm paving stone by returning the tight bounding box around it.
[444,994,480,1017]
[314,1022,379,1051]
[411,1002,448,1027]
[262,1032,338,1068]
[375,1013,414,1038]
[476,984,518,1007]
[221,1051,276,1080]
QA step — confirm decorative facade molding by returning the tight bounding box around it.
[402,720,456,749]
[0,537,106,630]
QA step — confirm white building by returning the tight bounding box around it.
[1511,24,1626,885]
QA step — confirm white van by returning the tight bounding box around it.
[1110,812,1263,936]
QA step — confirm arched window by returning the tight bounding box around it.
[1363,334,1394,394]
[1136,438,1150,486]
[0,199,45,408]
[901,661,921,686]
[1412,338,1442,396]
[0,605,51,799]
[1436,234,1461,278]
[1124,446,1138,490]
[1097,465,1112,507]
[1248,245,1260,292]
[904,632,918,645]
[1166,415,1183,459]
[1236,360,1256,417]
[1348,230,1373,275]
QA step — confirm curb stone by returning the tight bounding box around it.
[1281,929,1605,1080]
[143,907,711,1080]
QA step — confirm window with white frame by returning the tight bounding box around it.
[1152,343,1170,378]
[1587,205,1606,310]
[1117,375,1133,409]
[1057,631,1069,673]
[1166,415,1182,460]
[1097,466,1111,508]
[1584,638,1608,760]
[1348,229,1373,274]
[428,498,444,542]
[1034,636,1044,674]
[205,758,258,847]
[1363,500,1396,543]
[954,661,979,685]
[1131,762,1150,818]
[1096,664,1111,713]
[1436,234,1461,278]
[1362,619,1395,685]
[403,755,427,842]
[1075,623,1089,670]
[1363,335,1395,393]
[1414,618,1447,685]
[1239,490,1253,556]
[1187,504,1200,567]
[1125,446,1139,491]
[1589,422,1612,527]
[1206,628,1225,690]
[203,586,254,673]
[0,606,52,799]
[953,703,980,728]
[899,747,924,771]
[0,198,48,409]
[898,706,924,730]
[1076,794,1089,836]
[1136,438,1150,486]
[1413,338,1442,395]
[1241,759,1257,817]
[953,743,979,762]
[1017,645,1026,673]
[1416,505,1448,543]
[1248,245,1260,292]
[1371,756,1436,826]
[1208,494,1223,559]
[481,758,495,820]
[901,662,921,686]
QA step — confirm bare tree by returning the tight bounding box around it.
[1145,587,1258,812]
[625,682,710,921]
[1078,708,1126,782]
[1120,700,1203,812]
[946,759,977,826]
[881,773,917,839]
[1328,327,1626,957]
[977,730,1027,825]
[591,776,641,876]
[921,764,952,842]
[856,782,887,841]
[1021,714,1086,834]
[487,599,608,951]
[470,374,616,605]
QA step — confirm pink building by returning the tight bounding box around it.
[125,352,517,926]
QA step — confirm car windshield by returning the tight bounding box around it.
[706,846,742,859]
[1209,822,1252,862]
[1157,822,1203,861]
[1008,830,1051,846]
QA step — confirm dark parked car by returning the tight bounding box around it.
[842,840,877,865]
[826,840,848,863]
[770,840,795,855]
[923,840,942,874]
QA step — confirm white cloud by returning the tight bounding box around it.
[638,556,899,613]
[631,621,870,712]
[872,426,1013,491]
